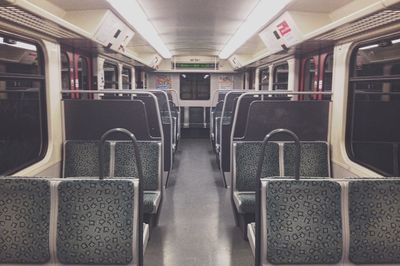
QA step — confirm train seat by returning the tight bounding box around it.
[349,180,400,264]
[63,141,162,216]
[256,179,343,265]
[233,142,280,214]
[0,178,51,264]
[251,178,400,265]
[283,141,331,177]
[56,179,141,265]
[233,141,331,215]
[63,140,110,178]
[114,141,162,215]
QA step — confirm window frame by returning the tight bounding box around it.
[103,61,119,90]
[259,67,270,91]
[0,33,48,175]
[122,66,132,90]
[345,36,400,176]
[179,73,211,100]
[272,62,289,91]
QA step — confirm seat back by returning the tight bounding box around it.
[261,179,343,265]
[284,141,330,177]
[234,142,280,191]
[63,141,110,178]
[56,179,140,265]
[114,141,162,191]
[0,178,51,264]
[349,180,400,264]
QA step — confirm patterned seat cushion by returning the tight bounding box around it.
[266,180,342,264]
[284,142,330,177]
[144,192,160,214]
[235,142,279,191]
[0,178,50,264]
[114,141,160,191]
[63,141,110,177]
[235,192,256,213]
[349,180,400,264]
[57,180,135,265]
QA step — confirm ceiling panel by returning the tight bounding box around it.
[137,0,259,56]
[288,0,353,13]
[44,0,110,10]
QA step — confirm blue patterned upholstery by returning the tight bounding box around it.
[284,142,330,177]
[114,141,160,191]
[235,142,279,191]
[57,180,136,265]
[266,180,342,264]
[0,178,50,264]
[349,180,400,264]
[64,141,110,177]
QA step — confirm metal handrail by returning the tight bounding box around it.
[255,129,300,266]
[98,128,144,266]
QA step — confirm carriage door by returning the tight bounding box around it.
[299,52,333,100]
[61,48,92,99]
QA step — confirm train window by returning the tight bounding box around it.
[323,53,333,100]
[104,62,118,89]
[122,67,132,90]
[61,53,70,91]
[302,58,316,100]
[272,63,288,90]
[180,73,210,100]
[347,37,400,176]
[77,57,89,90]
[259,67,269,90]
[0,35,47,175]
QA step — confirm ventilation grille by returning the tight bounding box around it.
[0,5,81,39]
[315,9,400,41]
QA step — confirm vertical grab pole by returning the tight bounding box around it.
[254,128,300,266]
[99,128,144,266]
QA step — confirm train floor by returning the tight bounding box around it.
[144,136,253,265]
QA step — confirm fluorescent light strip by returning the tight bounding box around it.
[107,0,172,59]
[219,0,292,59]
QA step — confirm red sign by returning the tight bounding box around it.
[277,20,291,36]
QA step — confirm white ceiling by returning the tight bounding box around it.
[136,0,259,56]
[43,0,361,60]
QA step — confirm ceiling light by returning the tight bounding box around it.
[204,74,209,79]
[107,0,172,59]
[359,44,379,50]
[219,0,293,59]
[0,37,36,51]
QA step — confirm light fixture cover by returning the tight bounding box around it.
[219,0,292,59]
[107,0,172,59]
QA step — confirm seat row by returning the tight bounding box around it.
[232,141,330,237]
[63,140,162,226]
[248,177,400,265]
[0,177,144,265]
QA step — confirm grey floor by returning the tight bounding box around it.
[144,138,254,266]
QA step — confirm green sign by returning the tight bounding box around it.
[174,63,218,69]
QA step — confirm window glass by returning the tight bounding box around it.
[323,54,333,100]
[104,62,118,90]
[78,57,89,90]
[273,63,289,90]
[346,37,400,176]
[122,67,131,90]
[303,58,315,100]
[180,73,210,100]
[259,67,269,91]
[61,53,70,91]
[0,35,47,175]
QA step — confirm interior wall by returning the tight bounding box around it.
[147,72,244,107]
